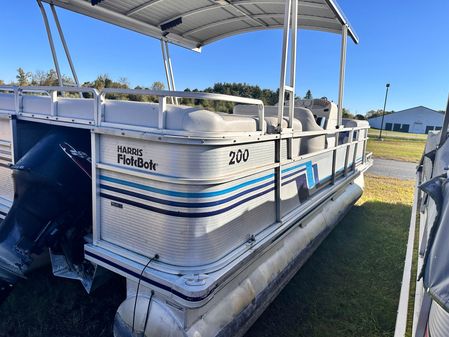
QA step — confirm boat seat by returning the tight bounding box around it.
[103,100,160,128]
[295,98,338,130]
[0,93,16,113]
[166,106,264,132]
[22,95,52,115]
[234,104,325,153]
[103,100,266,132]
[58,98,96,121]
[231,105,301,133]
[293,107,326,154]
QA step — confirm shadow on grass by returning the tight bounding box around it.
[0,200,410,337]
[245,200,411,337]
[0,268,125,337]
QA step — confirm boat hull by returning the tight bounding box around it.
[112,173,366,337]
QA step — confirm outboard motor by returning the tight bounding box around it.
[0,131,92,303]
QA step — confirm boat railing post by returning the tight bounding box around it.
[12,87,20,115]
[332,145,337,185]
[343,129,352,176]
[158,96,167,129]
[49,90,58,117]
[352,131,359,171]
[258,104,265,132]
[36,0,63,87]
[362,128,368,164]
[337,25,348,127]
[97,92,106,126]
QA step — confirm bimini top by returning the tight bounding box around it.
[42,0,358,50]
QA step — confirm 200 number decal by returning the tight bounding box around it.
[229,149,249,165]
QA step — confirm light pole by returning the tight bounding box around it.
[379,83,391,140]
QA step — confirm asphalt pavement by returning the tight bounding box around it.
[367,158,417,180]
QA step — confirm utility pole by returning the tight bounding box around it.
[379,83,391,140]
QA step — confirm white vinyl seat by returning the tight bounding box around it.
[166,107,263,132]
[234,104,324,154]
[103,100,160,127]
[22,95,52,115]
[103,100,267,133]
[0,93,15,113]
[58,98,96,121]
[232,105,301,133]
[293,107,326,154]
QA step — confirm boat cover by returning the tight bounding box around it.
[420,132,449,311]
[42,0,358,50]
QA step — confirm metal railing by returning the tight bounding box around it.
[0,85,371,151]
[100,88,265,131]
[14,86,99,124]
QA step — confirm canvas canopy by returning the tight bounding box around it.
[42,0,358,50]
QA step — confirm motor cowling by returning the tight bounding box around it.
[0,131,92,301]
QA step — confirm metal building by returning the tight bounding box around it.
[368,106,444,134]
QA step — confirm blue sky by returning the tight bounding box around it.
[1,0,449,115]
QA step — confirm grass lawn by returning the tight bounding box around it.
[367,129,426,163]
[246,174,414,337]
[0,175,414,337]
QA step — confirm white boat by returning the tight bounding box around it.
[0,1,372,336]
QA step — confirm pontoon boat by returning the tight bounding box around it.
[0,1,372,336]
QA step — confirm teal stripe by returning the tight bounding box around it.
[100,160,315,199]
[100,173,274,198]
[281,162,315,188]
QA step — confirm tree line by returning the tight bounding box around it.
[3,68,366,118]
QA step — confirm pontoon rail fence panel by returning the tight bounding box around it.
[100,88,266,132]
[0,86,18,114]
[16,86,99,124]
[90,125,370,274]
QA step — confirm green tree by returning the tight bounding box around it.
[355,114,366,120]
[304,89,313,100]
[342,108,354,119]
[151,81,165,91]
[16,68,31,86]
[365,109,393,119]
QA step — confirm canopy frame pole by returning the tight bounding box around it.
[288,0,298,130]
[337,24,348,126]
[276,0,292,130]
[37,0,63,87]
[160,40,178,105]
[50,3,80,88]
[164,41,178,105]
[275,0,298,222]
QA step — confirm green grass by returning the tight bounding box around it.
[246,174,414,337]
[367,129,426,163]
[368,129,428,141]
[0,175,414,337]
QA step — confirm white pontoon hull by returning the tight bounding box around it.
[111,174,367,337]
